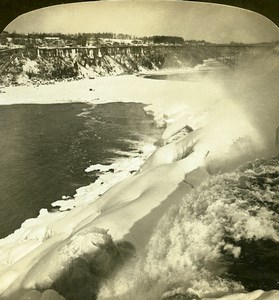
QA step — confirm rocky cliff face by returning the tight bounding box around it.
[0,46,206,85]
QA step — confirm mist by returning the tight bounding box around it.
[220,47,279,156]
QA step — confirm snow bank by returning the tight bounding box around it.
[0,146,209,299]
[140,129,201,172]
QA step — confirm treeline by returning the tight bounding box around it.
[2,31,184,44]
[74,32,134,40]
[0,31,138,47]
[1,31,134,40]
[2,31,268,47]
[0,32,186,47]
[152,36,184,45]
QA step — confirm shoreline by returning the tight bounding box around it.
[0,99,160,238]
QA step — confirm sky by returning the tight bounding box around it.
[4,1,279,43]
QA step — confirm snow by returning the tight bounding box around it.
[202,290,279,300]
[0,61,277,299]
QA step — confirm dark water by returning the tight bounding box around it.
[0,102,161,238]
[143,70,210,81]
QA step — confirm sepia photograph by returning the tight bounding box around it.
[0,1,278,299]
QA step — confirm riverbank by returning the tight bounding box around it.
[0,102,161,239]
[0,65,277,299]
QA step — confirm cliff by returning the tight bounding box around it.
[0,45,208,86]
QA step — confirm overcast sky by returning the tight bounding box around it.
[4,1,279,43]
